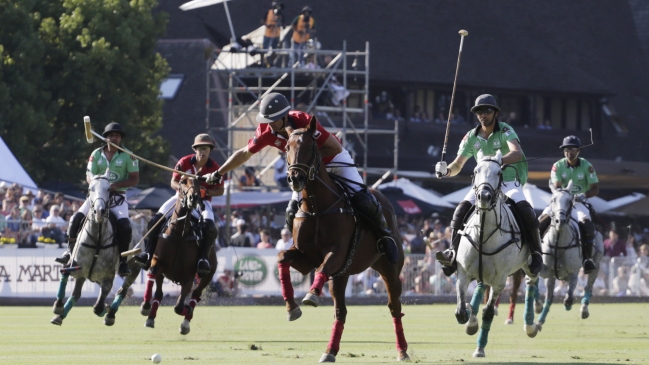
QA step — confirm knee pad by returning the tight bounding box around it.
[116,218,132,242]
[451,200,473,230]
[203,220,218,241]
[68,212,86,239]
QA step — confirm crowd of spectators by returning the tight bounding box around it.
[217,208,293,251]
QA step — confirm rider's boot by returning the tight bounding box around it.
[514,201,543,275]
[134,213,164,268]
[285,199,299,232]
[197,219,218,277]
[538,214,551,238]
[116,218,132,277]
[579,219,597,274]
[436,200,472,276]
[54,212,85,265]
[351,188,399,264]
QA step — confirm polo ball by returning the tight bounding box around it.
[151,354,161,363]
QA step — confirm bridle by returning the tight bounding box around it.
[287,131,320,182]
[473,159,504,211]
[550,189,574,229]
[88,176,110,220]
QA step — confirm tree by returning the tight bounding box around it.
[0,0,170,186]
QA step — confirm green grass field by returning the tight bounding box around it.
[1,303,648,364]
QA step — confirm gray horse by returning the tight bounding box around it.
[454,151,540,358]
[51,172,128,326]
[537,180,604,324]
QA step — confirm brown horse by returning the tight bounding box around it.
[277,117,409,362]
[139,176,217,335]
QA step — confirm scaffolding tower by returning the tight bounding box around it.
[206,41,398,237]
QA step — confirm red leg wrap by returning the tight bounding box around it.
[508,302,516,320]
[326,320,344,355]
[143,273,155,303]
[186,298,199,320]
[310,272,328,296]
[278,262,294,301]
[149,300,160,319]
[393,314,407,352]
[495,293,501,306]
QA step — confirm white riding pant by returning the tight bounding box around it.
[462,182,526,204]
[157,193,215,221]
[291,149,364,200]
[78,195,129,220]
[541,201,591,222]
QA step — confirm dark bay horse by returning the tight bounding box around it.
[140,176,217,335]
[278,117,409,362]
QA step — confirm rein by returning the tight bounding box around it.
[545,191,580,279]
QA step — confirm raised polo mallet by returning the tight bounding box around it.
[83,116,200,179]
[438,29,468,178]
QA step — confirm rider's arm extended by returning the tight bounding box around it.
[502,139,523,165]
[318,135,343,158]
[111,172,139,191]
[446,155,469,177]
[217,147,255,175]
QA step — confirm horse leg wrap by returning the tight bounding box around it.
[186,298,199,320]
[482,306,495,322]
[143,273,155,303]
[524,285,536,326]
[57,274,69,301]
[326,320,345,355]
[508,302,516,320]
[392,313,407,352]
[110,294,125,313]
[278,262,294,301]
[310,272,328,296]
[581,290,592,306]
[539,302,551,324]
[477,318,493,348]
[62,296,77,319]
[149,300,160,319]
[470,283,486,316]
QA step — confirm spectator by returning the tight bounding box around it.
[261,1,284,67]
[626,234,638,261]
[452,108,466,124]
[5,206,21,240]
[18,209,33,245]
[275,228,293,250]
[30,205,47,244]
[639,244,649,258]
[274,152,289,190]
[604,228,627,257]
[0,211,6,237]
[2,189,18,216]
[422,218,434,238]
[44,205,66,243]
[408,233,425,254]
[256,229,274,249]
[23,189,36,206]
[54,192,70,214]
[612,266,629,296]
[291,6,315,66]
[591,269,608,296]
[239,166,260,191]
[434,111,446,124]
[19,195,32,214]
[230,219,252,247]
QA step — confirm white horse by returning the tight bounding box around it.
[454,150,540,358]
[51,171,121,326]
[537,180,604,324]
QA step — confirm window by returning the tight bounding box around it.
[159,74,184,100]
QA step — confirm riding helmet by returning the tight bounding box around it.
[102,122,126,138]
[470,94,500,113]
[559,135,581,149]
[256,93,291,124]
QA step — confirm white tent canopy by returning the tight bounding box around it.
[607,192,646,210]
[377,178,453,208]
[0,136,37,190]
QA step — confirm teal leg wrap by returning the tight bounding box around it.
[524,285,535,326]
[61,296,77,319]
[471,283,486,315]
[110,294,124,313]
[57,274,69,301]
[581,290,592,305]
[477,318,493,348]
[538,302,551,324]
[534,280,540,301]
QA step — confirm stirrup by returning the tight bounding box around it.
[583,259,596,274]
[54,252,71,265]
[435,249,456,266]
[197,259,211,277]
[529,252,543,275]
[118,261,131,277]
[377,237,398,264]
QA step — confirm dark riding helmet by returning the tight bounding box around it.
[470,94,500,113]
[302,5,312,13]
[256,93,291,123]
[560,135,581,149]
[102,122,126,138]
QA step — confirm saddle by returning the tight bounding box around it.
[160,213,202,243]
[504,197,527,245]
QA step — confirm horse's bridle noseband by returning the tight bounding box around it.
[551,189,574,228]
[473,159,504,211]
[88,176,110,218]
[287,131,320,182]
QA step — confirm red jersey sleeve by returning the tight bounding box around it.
[247,124,275,154]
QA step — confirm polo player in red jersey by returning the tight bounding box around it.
[134,134,224,277]
[205,93,399,263]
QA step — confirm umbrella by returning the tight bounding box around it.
[127,184,176,210]
[378,178,453,208]
[380,187,449,217]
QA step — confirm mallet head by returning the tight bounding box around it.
[459,29,468,37]
[83,116,94,143]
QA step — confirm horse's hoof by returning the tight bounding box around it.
[534,299,543,314]
[145,318,155,328]
[302,293,319,307]
[473,347,485,358]
[319,353,336,363]
[287,306,302,321]
[580,304,589,319]
[397,350,410,361]
[104,314,115,327]
[525,323,539,338]
[465,314,479,336]
[50,316,63,326]
[93,305,107,317]
[505,318,514,325]
[179,319,190,335]
[52,300,63,315]
[140,302,151,316]
[564,303,573,311]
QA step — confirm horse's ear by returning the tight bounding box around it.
[308,115,317,134]
[285,125,294,136]
[566,180,573,192]
[548,179,556,193]
[495,150,502,164]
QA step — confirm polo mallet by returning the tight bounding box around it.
[438,29,468,178]
[371,170,392,189]
[60,266,82,274]
[120,203,177,257]
[83,116,200,179]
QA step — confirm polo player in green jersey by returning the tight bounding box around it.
[434,94,543,276]
[538,135,599,273]
[55,122,139,277]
